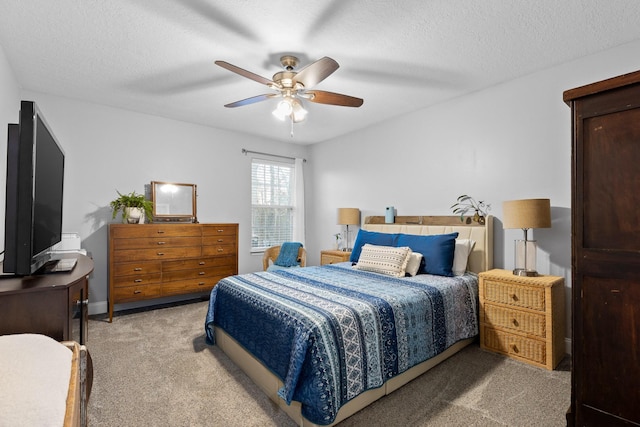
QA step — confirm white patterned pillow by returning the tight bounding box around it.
[354,244,411,277]
[405,252,423,277]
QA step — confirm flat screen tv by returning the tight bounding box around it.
[3,100,65,276]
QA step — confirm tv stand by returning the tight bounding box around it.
[0,254,93,344]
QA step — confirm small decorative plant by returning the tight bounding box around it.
[110,190,153,223]
[451,195,491,224]
[333,233,342,250]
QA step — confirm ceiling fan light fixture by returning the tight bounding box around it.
[272,99,293,121]
[292,99,307,122]
[272,97,307,122]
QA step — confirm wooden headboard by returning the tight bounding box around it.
[362,215,494,274]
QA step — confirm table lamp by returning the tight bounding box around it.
[502,199,551,276]
[337,208,360,251]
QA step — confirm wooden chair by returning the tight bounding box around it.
[262,245,307,271]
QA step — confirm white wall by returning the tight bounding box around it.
[3,38,640,338]
[4,86,309,313]
[307,39,640,344]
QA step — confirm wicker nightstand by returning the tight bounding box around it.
[320,250,352,265]
[478,269,565,370]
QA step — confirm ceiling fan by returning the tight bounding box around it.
[215,55,363,123]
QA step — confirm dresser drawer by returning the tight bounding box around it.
[112,246,202,262]
[482,326,546,365]
[202,243,237,257]
[112,273,162,288]
[483,279,545,311]
[112,261,162,277]
[112,284,162,302]
[162,256,236,272]
[483,303,546,337]
[110,224,201,239]
[111,236,201,250]
[202,235,237,246]
[163,265,236,282]
[202,225,237,237]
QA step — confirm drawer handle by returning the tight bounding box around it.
[511,319,519,327]
[217,248,224,252]
[199,271,205,275]
[217,239,224,242]
[133,267,142,271]
[157,252,165,256]
[134,279,143,283]
[217,229,224,233]
[511,344,519,353]
[134,290,142,294]
[76,299,89,306]
[157,241,166,245]
[510,294,519,302]
[199,261,206,265]
[157,230,165,234]
[198,282,206,286]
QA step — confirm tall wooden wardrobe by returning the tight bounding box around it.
[564,71,640,426]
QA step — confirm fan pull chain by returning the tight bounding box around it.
[290,116,294,138]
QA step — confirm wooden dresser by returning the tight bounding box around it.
[108,223,238,322]
[478,269,565,370]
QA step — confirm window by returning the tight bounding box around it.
[251,158,295,252]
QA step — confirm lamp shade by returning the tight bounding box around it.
[337,208,360,226]
[503,199,551,229]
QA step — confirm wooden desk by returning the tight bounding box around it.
[0,254,94,344]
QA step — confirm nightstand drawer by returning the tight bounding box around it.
[322,254,347,264]
[483,279,545,311]
[321,250,351,265]
[482,326,546,365]
[483,304,546,337]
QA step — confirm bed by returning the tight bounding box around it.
[0,333,91,427]
[205,215,493,426]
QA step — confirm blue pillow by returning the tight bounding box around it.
[349,229,398,262]
[395,232,459,276]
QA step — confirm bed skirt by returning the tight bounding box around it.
[214,326,474,427]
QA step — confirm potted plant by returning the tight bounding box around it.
[451,194,491,224]
[110,190,153,224]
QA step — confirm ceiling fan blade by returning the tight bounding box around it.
[215,61,275,86]
[294,57,339,88]
[305,90,363,107]
[224,94,276,108]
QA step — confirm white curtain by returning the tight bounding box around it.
[293,158,305,245]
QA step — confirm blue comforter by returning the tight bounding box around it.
[204,264,478,425]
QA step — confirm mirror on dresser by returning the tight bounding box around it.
[151,181,197,223]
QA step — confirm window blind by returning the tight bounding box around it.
[251,158,295,251]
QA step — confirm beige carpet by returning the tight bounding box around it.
[87,300,571,426]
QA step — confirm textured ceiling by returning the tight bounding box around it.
[1,1,640,144]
